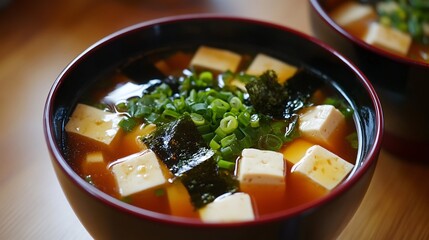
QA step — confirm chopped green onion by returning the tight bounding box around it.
[238,111,251,126]
[202,132,215,143]
[118,117,139,132]
[239,135,253,148]
[220,134,237,147]
[210,99,230,116]
[162,109,180,120]
[210,139,221,150]
[250,114,260,128]
[258,134,283,151]
[199,71,213,83]
[219,116,238,134]
[220,146,234,160]
[191,103,207,115]
[215,127,228,138]
[229,96,242,109]
[218,160,236,171]
[191,113,206,126]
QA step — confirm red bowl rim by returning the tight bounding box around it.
[43,14,384,228]
[309,0,429,68]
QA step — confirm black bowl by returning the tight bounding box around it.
[309,0,429,161]
[44,15,383,240]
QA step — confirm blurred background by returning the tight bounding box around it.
[0,0,427,239]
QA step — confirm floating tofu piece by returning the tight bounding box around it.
[111,150,167,197]
[190,46,242,73]
[330,2,376,27]
[299,105,345,146]
[246,53,298,85]
[282,139,314,165]
[292,145,354,190]
[364,22,412,56]
[86,151,104,163]
[237,148,285,186]
[199,193,255,223]
[65,103,123,146]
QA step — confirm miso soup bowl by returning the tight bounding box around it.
[44,15,383,240]
[309,0,429,161]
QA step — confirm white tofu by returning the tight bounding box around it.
[199,193,255,223]
[190,46,242,73]
[246,53,298,85]
[292,145,354,190]
[111,150,167,197]
[237,148,285,186]
[86,151,104,163]
[364,22,412,56]
[298,105,345,145]
[330,2,376,27]
[65,103,123,146]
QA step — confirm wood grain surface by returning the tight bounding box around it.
[0,0,428,239]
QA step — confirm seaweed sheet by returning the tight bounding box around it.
[143,115,238,208]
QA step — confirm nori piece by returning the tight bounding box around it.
[142,115,238,208]
[245,69,324,119]
[245,70,288,118]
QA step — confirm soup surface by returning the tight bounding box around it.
[329,0,429,63]
[64,46,358,222]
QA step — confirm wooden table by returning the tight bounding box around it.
[0,0,428,239]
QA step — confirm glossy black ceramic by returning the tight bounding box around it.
[44,15,383,240]
[310,0,429,161]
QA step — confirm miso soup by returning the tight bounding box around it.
[63,45,358,222]
[329,0,429,63]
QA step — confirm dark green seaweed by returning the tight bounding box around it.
[142,115,238,208]
[245,69,323,119]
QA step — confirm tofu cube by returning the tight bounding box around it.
[65,104,123,146]
[293,145,354,190]
[199,193,255,223]
[364,22,412,56]
[86,151,104,163]
[330,2,376,27]
[237,148,285,186]
[111,150,167,197]
[298,105,345,145]
[246,53,298,85]
[190,46,242,73]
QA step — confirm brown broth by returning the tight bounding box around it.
[64,49,358,220]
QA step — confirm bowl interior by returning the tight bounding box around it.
[44,16,383,225]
